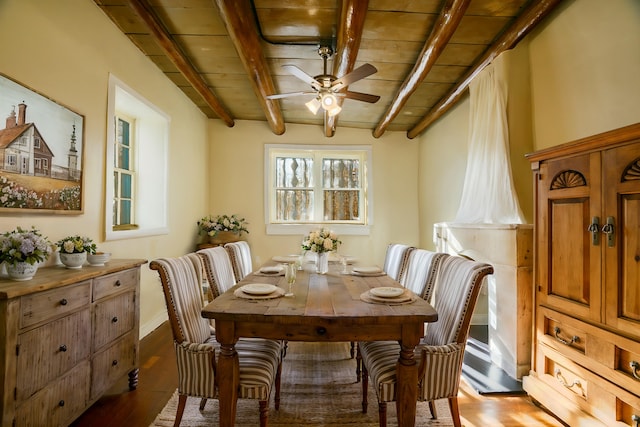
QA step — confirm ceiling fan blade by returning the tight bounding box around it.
[282,65,321,90]
[266,91,316,100]
[331,63,377,91]
[343,91,380,103]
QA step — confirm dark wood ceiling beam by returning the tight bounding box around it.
[407,0,563,139]
[214,0,285,135]
[125,0,234,127]
[324,0,369,137]
[372,0,470,139]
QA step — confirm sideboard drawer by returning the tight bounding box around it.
[91,332,137,399]
[93,269,138,301]
[93,291,136,351]
[20,281,91,328]
[16,309,91,401]
[15,361,90,427]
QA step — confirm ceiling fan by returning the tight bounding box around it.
[267,46,380,117]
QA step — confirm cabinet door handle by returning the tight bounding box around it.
[554,369,584,396]
[112,316,118,323]
[632,414,639,427]
[59,344,67,352]
[554,327,579,346]
[630,361,640,380]
[58,400,65,407]
[602,216,615,247]
[112,359,119,366]
[587,216,600,245]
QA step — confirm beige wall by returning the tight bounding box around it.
[0,0,210,336]
[208,120,420,268]
[417,0,640,248]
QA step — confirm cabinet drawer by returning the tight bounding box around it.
[93,290,136,351]
[539,308,587,355]
[15,361,90,427]
[91,332,137,399]
[93,268,138,301]
[20,281,91,328]
[16,309,91,401]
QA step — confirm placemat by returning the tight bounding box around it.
[360,289,417,305]
[234,286,285,300]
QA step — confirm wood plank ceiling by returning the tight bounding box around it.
[94,0,562,138]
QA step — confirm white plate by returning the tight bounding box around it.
[353,266,382,274]
[370,287,404,298]
[260,266,284,274]
[241,283,278,295]
[272,255,299,263]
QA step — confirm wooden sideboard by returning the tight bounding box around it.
[524,124,640,426]
[0,259,146,427]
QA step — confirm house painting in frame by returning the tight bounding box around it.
[0,74,84,213]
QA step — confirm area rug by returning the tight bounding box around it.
[151,341,453,426]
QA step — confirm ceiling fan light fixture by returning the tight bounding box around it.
[327,104,342,117]
[321,92,338,109]
[305,97,322,115]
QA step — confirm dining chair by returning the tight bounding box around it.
[359,255,494,427]
[382,243,415,282]
[355,249,448,382]
[149,254,282,427]
[225,240,253,281]
[196,246,237,298]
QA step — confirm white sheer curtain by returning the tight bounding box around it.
[454,51,524,224]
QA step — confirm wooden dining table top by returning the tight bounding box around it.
[201,262,438,337]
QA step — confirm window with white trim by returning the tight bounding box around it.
[105,75,169,240]
[265,145,372,235]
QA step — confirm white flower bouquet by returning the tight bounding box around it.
[301,228,341,253]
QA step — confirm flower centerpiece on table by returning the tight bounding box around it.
[57,235,97,269]
[0,227,53,280]
[197,214,249,245]
[301,228,341,274]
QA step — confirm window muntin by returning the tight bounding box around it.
[113,115,136,228]
[266,145,372,235]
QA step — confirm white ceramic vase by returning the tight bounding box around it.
[60,252,87,269]
[6,262,38,281]
[316,252,329,274]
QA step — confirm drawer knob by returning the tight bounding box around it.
[553,327,579,346]
[630,361,640,380]
[58,400,65,407]
[112,316,119,323]
[316,326,327,336]
[60,298,68,306]
[59,344,67,352]
[112,359,118,366]
[115,280,122,287]
[554,368,584,396]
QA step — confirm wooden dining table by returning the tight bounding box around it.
[201,261,438,427]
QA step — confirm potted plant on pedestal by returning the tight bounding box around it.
[197,214,249,245]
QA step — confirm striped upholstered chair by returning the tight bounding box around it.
[356,249,448,381]
[150,254,282,427]
[359,255,493,427]
[382,243,415,282]
[196,246,238,299]
[225,240,253,281]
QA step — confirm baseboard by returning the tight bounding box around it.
[140,311,168,339]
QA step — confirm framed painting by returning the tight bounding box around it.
[0,73,84,213]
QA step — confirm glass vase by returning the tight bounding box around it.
[316,252,329,274]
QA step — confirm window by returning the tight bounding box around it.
[265,145,372,235]
[105,75,169,240]
[113,115,135,229]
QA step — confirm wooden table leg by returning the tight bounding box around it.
[396,325,421,427]
[216,323,239,427]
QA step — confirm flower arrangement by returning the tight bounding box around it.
[0,226,53,265]
[301,228,341,253]
[57,235,97,254]
[197,214,249,237]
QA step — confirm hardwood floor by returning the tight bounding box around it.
[72,321,565,427]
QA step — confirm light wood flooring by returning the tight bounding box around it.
[71,321,566,427]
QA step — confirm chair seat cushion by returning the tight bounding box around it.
[358,341,401,402]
